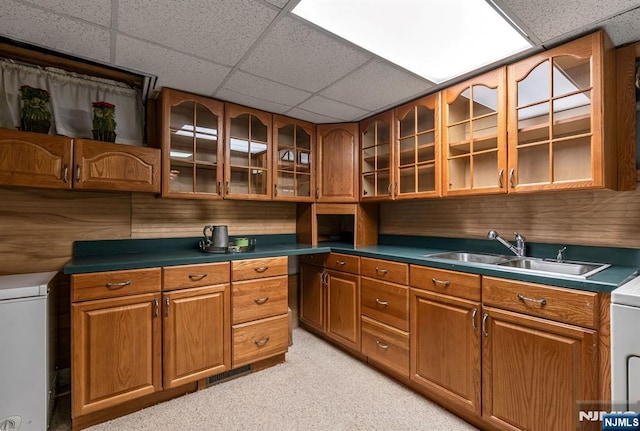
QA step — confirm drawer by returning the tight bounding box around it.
[232,275,288,324]
[361,316,409,378]
[410,266,480,302]
[361,257,408,285]
[163,262,230,290]
[482,276,598,328]
[361,277,409,331]
[325,253,360,275]
[299,253,327,267]
[72,268,161,302]
[232,314,289,368]
[231,256,288,282]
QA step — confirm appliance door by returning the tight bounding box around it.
[611,303,640,411]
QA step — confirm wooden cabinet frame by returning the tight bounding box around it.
[360,111,395,201]
[316,123,359,202]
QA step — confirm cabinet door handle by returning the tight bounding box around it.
[508,168,515,188]
[76,164,81,183]
[254,336,270,347]
[324,272,330,286]
[63,164,69,183]
[517,294,547,306]
[225,180,230,194]
[253,297,270,305]
[153,298,159,318]
[375,267,388,274]
[498,168,504,188]
[165,297,170,317]
[315,188,319,200]
[375,340,389,350]
[188,273,208,281]
[254,266,269,273]
[431,277,450,287]
[105,280,131,289]
[387,183,393,196]
[217,181,222,195]
[472,308,478,331]
[274,183,278,197]
[375,298,389,307]
[394,182,398,197]
[482,313,489,337]
[335,260,346,266]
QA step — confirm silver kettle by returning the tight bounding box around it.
[202,225,229,249]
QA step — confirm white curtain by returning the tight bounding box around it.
[0,59,144,145]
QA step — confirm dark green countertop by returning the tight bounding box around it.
[64,234,640,293]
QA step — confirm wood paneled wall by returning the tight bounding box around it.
[380,185,640,248]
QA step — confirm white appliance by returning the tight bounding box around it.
[611,275,640,411]
[0,272,56,431]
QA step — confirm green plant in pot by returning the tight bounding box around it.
[19,85,51,134]
[91,101,117,142]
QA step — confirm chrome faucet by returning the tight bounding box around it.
[487,230,526,257]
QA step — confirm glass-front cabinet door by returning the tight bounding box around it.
[442,68,507,196]
[160,88,224,199]
[273,115,315,201]
[393,94,440,199]
[507,31,615,192]
[224,103,272,200]
[360,111,394,200]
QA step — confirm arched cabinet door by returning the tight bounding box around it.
[316,123,359,203]
[272,115,315,202]
[442,67,507,197]
[360,111,394,201]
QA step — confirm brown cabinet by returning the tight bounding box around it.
[507,30,617,192]
[224,103,273,200]
[360,111,395,200]
[442,68,507,196]
[162,262,230,389]
[71,270,162,418]
[0,128,160,192]
[316,123,359,202]
[159,88,224,198]
[299,261,325,333]
[393,93,441,199]
[273,115,315,201]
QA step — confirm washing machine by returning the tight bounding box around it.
[611,275,640,411]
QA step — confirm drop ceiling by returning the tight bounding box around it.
[1,0,639,124]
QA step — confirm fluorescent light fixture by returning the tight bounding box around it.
[175,124,218,141]
[292,0,532,83]
[170,150,193,158]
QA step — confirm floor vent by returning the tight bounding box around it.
[207,365,252,387]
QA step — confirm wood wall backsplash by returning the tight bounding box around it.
[380,186,640,248]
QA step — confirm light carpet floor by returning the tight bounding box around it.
[52,328,478,431]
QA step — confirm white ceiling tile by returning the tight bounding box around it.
[298,96,369,121]
[264,0,290,8]
[219,71,311,106]
[241,16,371,92]
[320,61,434,111]
[285,107,342,124]
[601,7,640,46]
[115,35,231,96]
[19,0,111,26]
[501,0,639,42]
[0,0,111,63]
[216,88,292,114]
[118,0,277,67]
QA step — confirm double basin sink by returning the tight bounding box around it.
[425,251,610,279]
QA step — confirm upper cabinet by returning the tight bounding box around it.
[224,103,273,200]
[507,31,617,192]
[316,123,359,203]
[394,93,441,199]
[273,115,315,202]
[159,88,224,199]
[442,68,507,196]
[360,111,394,201]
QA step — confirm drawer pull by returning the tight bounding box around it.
[375,267,388,274]
[254,266,269,273]
[188,273,208,281]
[105,280,131,289]
[517,294,547,306]
[253,297,270,305]
[375,340,389,350]
[254,336,270,347]
[375,298,389,307]
[335,260,346,266]
[431,277,451,287]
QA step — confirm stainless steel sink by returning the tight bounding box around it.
[425,251,513,265]
[497,257,610,278]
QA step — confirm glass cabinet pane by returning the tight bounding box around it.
[229,138,250,167]
[448,88,471,124]
[250,142,268,168]
[552,91,591,139]
[553,137,591,182]
[518,61,550,107]
[297,174,311,197]
[362,123,376,148]
[275,120,313,200]
[278,148,295,171]
[518,103,550,144]
[250,169,267,194]
[473,152,498,188]
[278,124,295,146]
[360,117,392,199]
[399,167,415,194]
[377,144,390,170]
[169,131,194,160]
[399,112,415,137]
[251,116,268,142]
[399,137,414,166]
[169,164,193,193]
[298,150,311,173]
[448,157,470,190]
[230,114,249,139]
[518,144,549,184]
[362,146,375,173]
[417,107,434,132]
[277,172,295,197]
[417,165,435,192]
[552,56,590,97]
[195,166,217,193]
[296,127,311,150]
[377,170,390,196]
[195,135,217,163]
[170,102,194,130]
[362,173,375,197]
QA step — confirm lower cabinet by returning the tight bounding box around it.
[299,262,325,332]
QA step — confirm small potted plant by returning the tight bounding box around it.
[19,85,51,133]
[91,101,117,142]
